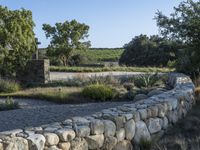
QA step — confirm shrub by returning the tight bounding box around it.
[134,73,158,88]
[82,84,116,101]
[0,79,21,93]
[0,97,19,111]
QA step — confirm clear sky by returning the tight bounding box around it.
[0,0,181,48]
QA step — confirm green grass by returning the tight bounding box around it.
[75,48,124,61]
[0,87,83,104]
[50,66,175,73]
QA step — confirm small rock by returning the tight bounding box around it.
[103,120,116,137]
[70,137,88,150]
[72,117,90,126]
[27,134,46,150]
[162,117,169,129]
[2,137,28,150]
[134,121,151,143]
[113,140,133,150]
[116,128,125,142]
[75,126,90,137]
[56,129,75,142]
[134,94,148,101]
[58,142,70,150]
[125,119,135,140]
[102,136,117,150]
[132,112,140,122]
[90,119,104,135]
[85,134,104,149]
[146,118,163,134]
[138,109,148,120]
[114,116,126,130]
[44,133,59,146]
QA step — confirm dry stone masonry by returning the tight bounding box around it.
[0,73,195,150]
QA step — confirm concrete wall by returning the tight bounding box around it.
[0,73,195,150]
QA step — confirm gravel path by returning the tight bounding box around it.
[0,98,131,132]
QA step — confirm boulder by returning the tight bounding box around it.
[138,109,148,120]
[75,126,90,137]
[114,116,126,130]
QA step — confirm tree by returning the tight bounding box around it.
[43,20,90,66]
[0,6,36,76]
[119,34,181,67]
[155,0,200,76]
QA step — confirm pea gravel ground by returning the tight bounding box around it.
[0,98,131,132]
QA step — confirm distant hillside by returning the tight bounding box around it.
[38,48,124,62]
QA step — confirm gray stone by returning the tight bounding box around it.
[72,117,90,126]
[114,116,126,130]
[134,121,151,143]
[146,118,163,134]
[138,109,147,120]
[27,134,46,150]
[56,129,75,142]
[0,129,23,136]
[85,134,104,149]
[148,89,164,97]
[2,137,28,150]
[44,133,59,146]
[132,112,140,122]
[102,136,117,150]
[113,140,133,150]
[75,126,90,137]
[45,146,61,150]
[116,128,125,142]
[125,119,135,140]
[58,142,70,150]
[150,106,158,117]
[90,119,104,135]
[162,117,169,129]
[103,120,116,137]
[70,138,88,150]
[134,94,148,101]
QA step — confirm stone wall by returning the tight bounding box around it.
[18,59,50,84]
[0,73,195,150]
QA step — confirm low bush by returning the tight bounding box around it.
[134,73,158,88]
[0,79,21,93]
[82,84,116,101]
[0,97,19,111]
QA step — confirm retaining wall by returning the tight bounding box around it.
[0,73,195,150]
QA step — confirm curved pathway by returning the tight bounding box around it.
[0,98,131,132]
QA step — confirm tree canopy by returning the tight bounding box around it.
[43,20,90,66]
[0,6,36,76]
[119,34,182,67]
[155,0,200,75]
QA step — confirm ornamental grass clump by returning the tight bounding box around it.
[0,97,19,111]
[82,84,116,101]
[0,79,21,93]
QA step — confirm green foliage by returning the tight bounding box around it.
[50,66,174,73]
[74,48,124,62]
[43,20,90,66]
[0,79,20,93]
[134,73,158,88]
[139,138,153,150]
[0,6,36,76]
[155,0,200,76]
[82,84,116,101]
[119,34,182,67]
[0,97,19,111]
